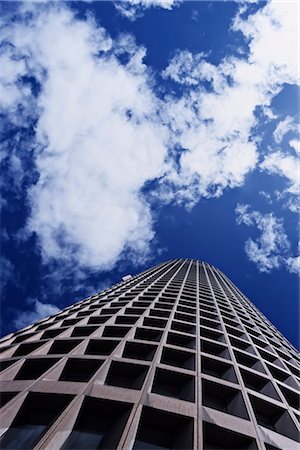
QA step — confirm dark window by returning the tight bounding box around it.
[249,395,299,441]
[134,327,163,342]
[115,315,139,325]
[76,311,91,317]
[13,342,44,357]
[154,302,173,310]
[61,397,133,450]
[234,350,265,373]
[143,317,168,329]
[102,326,130,338]
[41,329,65,339]
[225,325,246,339]
[0,392,18,408]
[105,361,148,390]
[85,339,119,356]
[202,379,249,420]
[167,332,196,349]
[149,309,171,318]
[240,369,281,401]
[13,333,35,344]
[71,326,98,337]
[123,342,157,361]
[152,368,195,402]
[201,356,237,383]
[174,312,195,324]
[48,339,82,355]
[201,340,230,360]
[133,407,194,450]
[203,422,258,450]
[200,328,225,343]
[229,336,255,354]
[62,318,82,327]
[59,358,103,382]
[171,321,196,335]
[14,358,59,380]
[161,347,195,371]
[0,392,73,450]
[0,360,17,373]
[200,318,222,330]
[279,385,299,409]
[88,316,111,325]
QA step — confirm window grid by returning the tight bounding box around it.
[0,259,299,450]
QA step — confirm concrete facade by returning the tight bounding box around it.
[0,259,299,449]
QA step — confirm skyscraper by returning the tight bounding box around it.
[0,259,299,449]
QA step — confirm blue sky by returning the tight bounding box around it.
[1,0,299,348]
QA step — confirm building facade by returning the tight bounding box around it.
[0,259,299,450]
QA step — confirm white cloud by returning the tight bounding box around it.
[289,139,300,155]
[260,151,299,195]
[273,116,297,144]
[161,1,299,204]
[114,0,180,21]
[13,299,59,330]
[235,204,298,273]
[1,4,168,271]
[285,256,300,274]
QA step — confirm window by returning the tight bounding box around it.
[240,369,281,401]
[152,368,195,402]
[13,342,44,357]
[201,356,237,383]
[41,329,65,339]
[229,336,255,354]
[249,395,299,441]
[61,397,133,450]
[200,318,222,330]
[167,332,196,350]
[133,407,194,450]
[87,316,111,325]
[202,379,249,420]
[102,326,130,338]
[234,350,265,373]
[134,327,163,342]
[0,360,17,373]
[123,342,157,361]
[143,317,168,329]
[59,358,103,382]
[149,309,171,318]
[13,333,35,344]
[14,358,59,380]
[200,328,225,343]
[0,392,18,408]
[105,361,148,390]
[171,321,196,335]
[115,315,139,325]
[48,339,82,355]
[0,393,73,450]
[278,385,299,409]
[161,347,195,371]
[85,339,119,356]
[71,326,98,337]
[203,422,258,450]
[201,340,230,360]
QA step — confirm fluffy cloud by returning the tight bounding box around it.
[13,299,59,330]
[114,0,180,21]
[1,4,168,271]
[261,151,299,195]
[273,116,298,144]
[161,1,298,204]
[235,204,298,273]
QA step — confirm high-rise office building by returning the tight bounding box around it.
[0,259,299,449]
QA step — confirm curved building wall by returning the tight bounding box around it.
[0,259,299,450]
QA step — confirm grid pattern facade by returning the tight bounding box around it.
[0,259,299,450]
